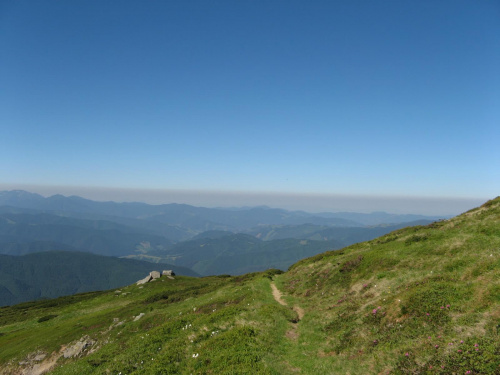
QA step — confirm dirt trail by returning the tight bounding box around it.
[270,282,304,320]
[271,282,287,306]
[294,305,305,320]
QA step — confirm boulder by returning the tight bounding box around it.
[150,271,161,279]
[136,274,152,285]
[162,270,175,276]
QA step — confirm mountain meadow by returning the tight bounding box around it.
[0,197,498,374]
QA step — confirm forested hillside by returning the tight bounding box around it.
[0,251,198,306]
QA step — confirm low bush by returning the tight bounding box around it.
[37,314,58,323]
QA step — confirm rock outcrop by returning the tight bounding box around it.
[62,336,96,358]
[133,313,145,321]
[136,270,174,285]
[136,274,152,285]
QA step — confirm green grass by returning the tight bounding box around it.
[1,197,499,374]
[0,274,297,374]
[280,197,500,374]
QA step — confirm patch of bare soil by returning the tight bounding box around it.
[21,354,59,375]
[286,326,299,341]
[294,305,305,320]
[5,335,98,375]
[1,351,60,375]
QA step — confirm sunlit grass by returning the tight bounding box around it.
[281,197,500,374]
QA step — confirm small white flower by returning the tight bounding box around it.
[192,353,199,358]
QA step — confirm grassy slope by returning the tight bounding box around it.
[0,271,294,375]
[0,198,498,374]
[279,197,500,374]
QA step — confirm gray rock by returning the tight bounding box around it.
[133,313,145,321]
[162,270,175,276]
[33,353,46,361]
[150,271,161,279]
[63,336,95,358]
[136,274,152,285]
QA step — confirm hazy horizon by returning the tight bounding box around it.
[0,184,489,216]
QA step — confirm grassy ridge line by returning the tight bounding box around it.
[279,197,500,374]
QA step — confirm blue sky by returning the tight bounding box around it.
[1,1,499,214]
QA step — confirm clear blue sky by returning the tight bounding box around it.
[1,0,499,213]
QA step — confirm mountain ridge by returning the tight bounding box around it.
[0,190,445,228]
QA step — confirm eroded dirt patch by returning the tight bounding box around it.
[4,335,98,375]
[294,305,305,320]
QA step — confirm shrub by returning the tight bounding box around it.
[340,255,363,273]
[404,234,429,245]
[262,268,284,279]
[37,314,58,323]
[396,336,500,374]
[400,282,470,326]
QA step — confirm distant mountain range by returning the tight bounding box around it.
[0,190,446,304]
[244,220,434,243]
[0,190,445,231]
